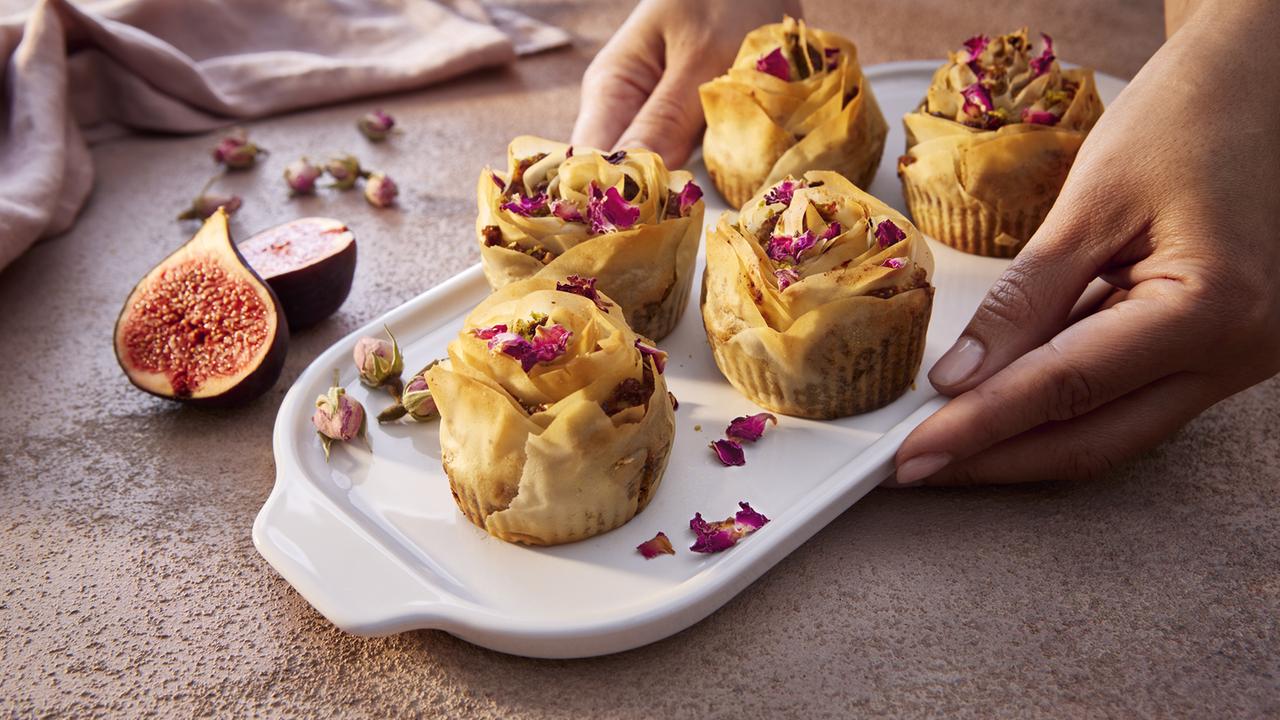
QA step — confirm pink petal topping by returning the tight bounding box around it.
[756,47,791,81]
[565,146,573,158]
[961,82,994,115]
[677,180,703,216]
[824,47,840,71]
[1021,108,1059,125]
[962,34,989,62]
[637,532,675,559]
[587,182,641,234]
[556,275,611,309]
[551,198,585,222]
[500,193,549,217]
[775,267,800,291]
[472,324,508,340]
[767,230,818,265]
[491,172,505,189]
[763,178,801,207]
[819,221,842,242]
[603,150,627,165]
[1029,33,1055,77]
[710,439,745,467]
[635,339,667,374]
[726,413,777,443]
[882,257,906,269]
[689,502,770,554]
[473,322,571,372]
[875,219,906,248]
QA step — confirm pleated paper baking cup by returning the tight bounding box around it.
[627,267,693,342]
[475,445,671,546]
[706,289,933,419]
[705,159,765,210]
[901,178,1050,258]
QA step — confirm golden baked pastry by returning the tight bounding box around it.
[899,29,1104,257]
[426,275,675,546]
[699,15,887,208]
[701,171,934,419]
[476,137,705,341]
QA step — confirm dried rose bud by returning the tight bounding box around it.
[377,360,440,423]
[357,109,396,141]
[400,374,438,421]
[353,325,404,390]
[364,172,399,208]
[212,131,266,170]
[326,154,363,190]
[178,192,242,220]
[284,158,323,195]
[313,371,366,460]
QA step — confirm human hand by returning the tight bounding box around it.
[890,0,1280,486]
[571,0,800,169]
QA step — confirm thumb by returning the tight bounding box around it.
[613,62,706,169]
[928,185,1131,395]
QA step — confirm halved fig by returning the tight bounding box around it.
[113,208,289,406]
[238,217,356,330]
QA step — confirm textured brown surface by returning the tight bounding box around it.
[2,0,1277,717]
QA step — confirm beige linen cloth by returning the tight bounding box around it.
[0,0,569,271]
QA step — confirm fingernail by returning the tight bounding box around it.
[930,336,985,388]
[893,452,952,487]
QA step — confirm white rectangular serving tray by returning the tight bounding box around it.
[254,61,1125,658]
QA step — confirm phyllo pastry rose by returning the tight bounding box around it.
[476,136,705,341]
[425,275,675,546]
[701,171,934,419]
[899,29,1104,257]
[699,15,887,208]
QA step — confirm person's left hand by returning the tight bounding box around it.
[888,0,1280,487]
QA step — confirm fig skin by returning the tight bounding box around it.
[113,208,289,407]
[238,218,357,330]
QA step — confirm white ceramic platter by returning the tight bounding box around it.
[254,61,1126,658]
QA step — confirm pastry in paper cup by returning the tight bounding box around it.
[426,275,675,546]
[700,171,934,419]
[899,29,1104,257]
[476,136,705,341]
[699,15,888,208]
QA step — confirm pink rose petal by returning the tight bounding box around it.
[725,413,777,443]
[710,439,745,467]
[637,532,675,559]
[756,47,791,81]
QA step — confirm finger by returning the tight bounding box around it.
[917,372,1215,486]
[613,60,708,168]
[928,182,1152,397]
[571,46,664,154]
[896,280,1195,484]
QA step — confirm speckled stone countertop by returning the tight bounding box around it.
[3,0,1277,717]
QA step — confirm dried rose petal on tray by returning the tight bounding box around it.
[636,532,675,559]
[710,438,745,466]
[725,413,777,443]
[689,502,770,553]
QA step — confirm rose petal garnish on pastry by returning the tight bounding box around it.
[689,502,770,554]
[476,137,705,340]
[636,531,675,559]
[699,15,888,207]
[710,438,746,466]
[427,275,676,546]
[726,413,777,443]
[634,339,667,374]
[700,170,936,418]
[899,29,1105,257]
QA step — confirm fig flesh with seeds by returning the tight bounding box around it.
[113,208,289,406]
[238,217,356,330]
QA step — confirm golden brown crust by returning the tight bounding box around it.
[899,47,1105,256]
[699,16,887,207]
[427,276,676,546]
[476,137,704,340]
[699,171,934,418]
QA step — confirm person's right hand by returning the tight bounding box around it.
[571,0,800,170]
